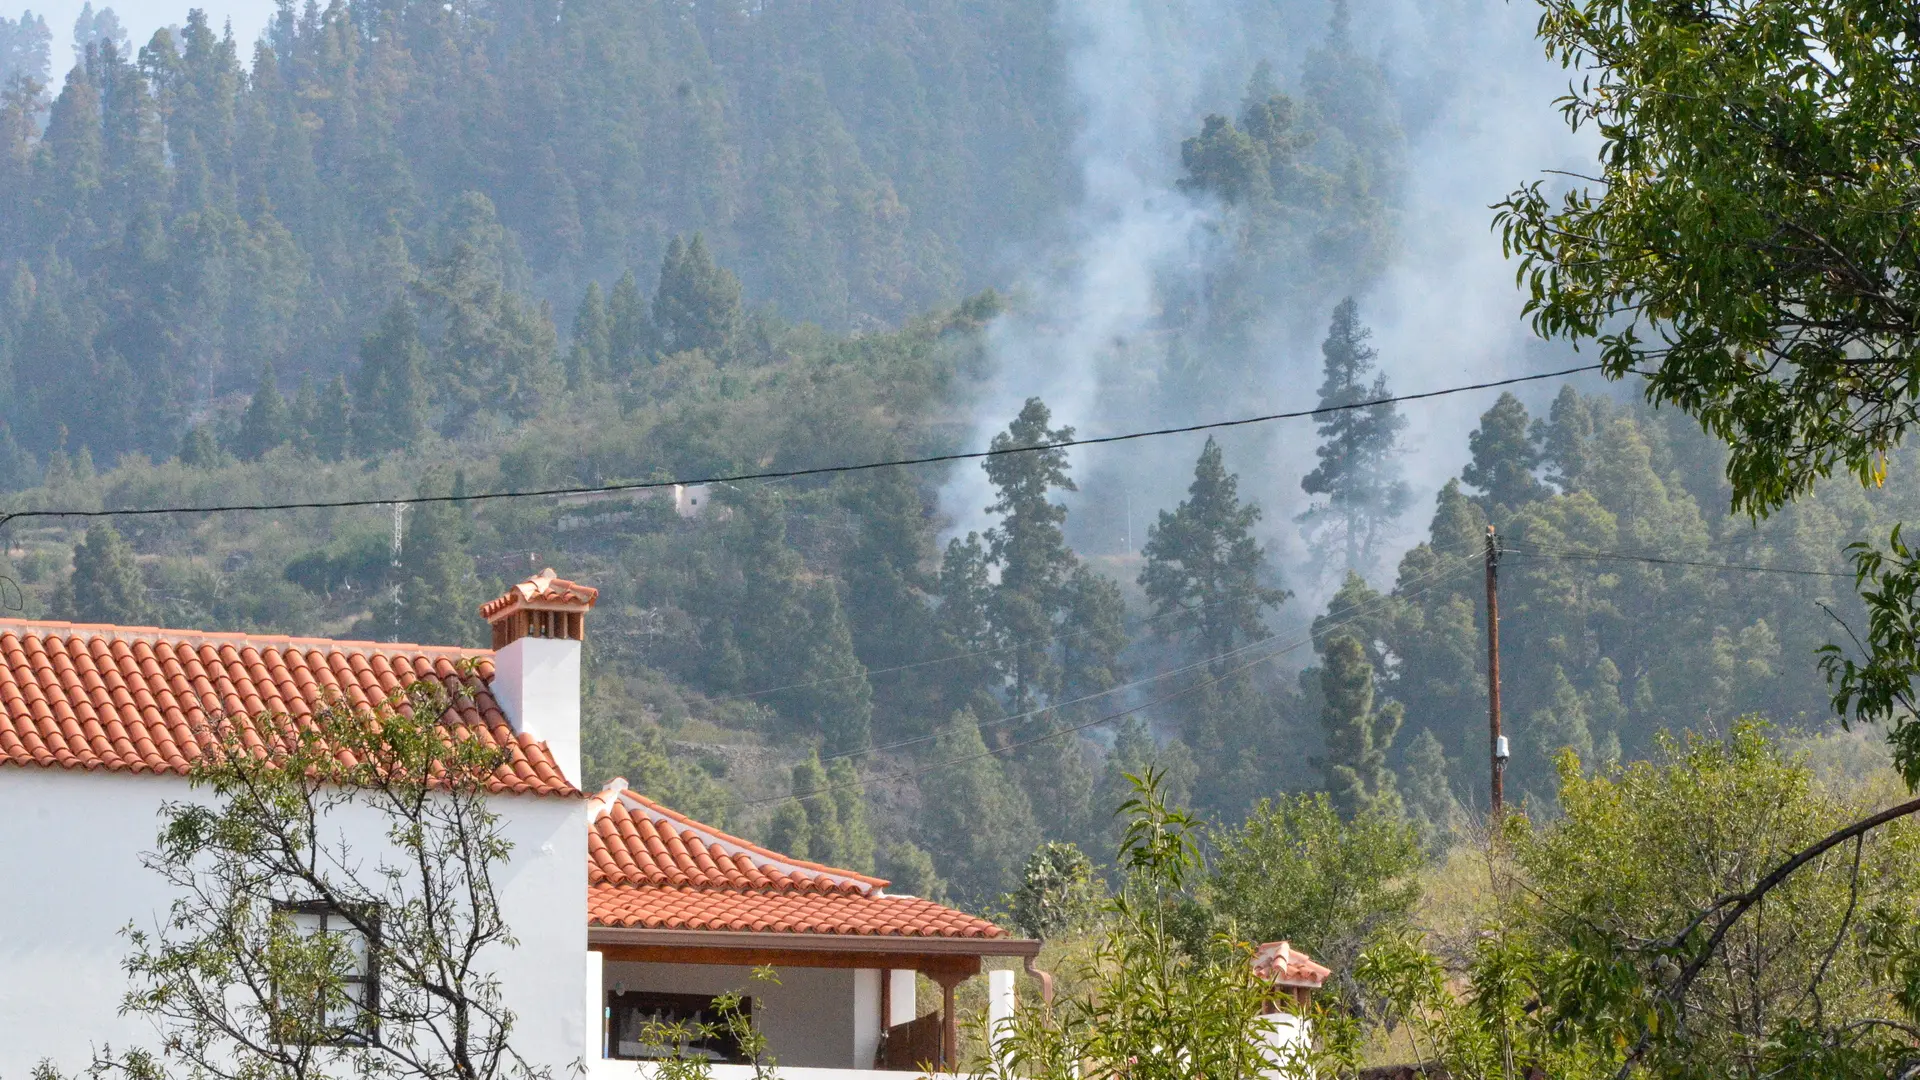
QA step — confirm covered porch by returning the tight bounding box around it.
[587,926,1042,1073]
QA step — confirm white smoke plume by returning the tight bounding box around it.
[941,0,1598,603]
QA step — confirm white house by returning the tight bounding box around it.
[0,569,1033,1080]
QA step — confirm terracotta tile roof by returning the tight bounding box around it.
[587,779,1007,940]
[480,568,598,620]
[0,618,575,797]
[1253,941,1332,989]
[589,883,1009,938]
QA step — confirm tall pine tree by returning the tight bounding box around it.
[233,363,291,461]
[1462,392,1546,515]
[981,397,1078,712]
[1141,437,1288,666]
[1316,633,1403,819]
[1299,299,1411,575]
[653,233,743,359]
[351,297,430,457]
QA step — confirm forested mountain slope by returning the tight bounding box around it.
[0,0,1071,465]
[0,0,1889,913]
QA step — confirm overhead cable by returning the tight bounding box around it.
[0,363,1604,531]
[1504,543,1853,579]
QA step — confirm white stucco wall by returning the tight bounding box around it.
[599,961,884,1071]
[0,767,587,1080]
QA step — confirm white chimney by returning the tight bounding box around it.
[480,568,598,791]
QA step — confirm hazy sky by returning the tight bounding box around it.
[29,0,274,70]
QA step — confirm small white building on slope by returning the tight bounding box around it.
[0,569,1035,1080]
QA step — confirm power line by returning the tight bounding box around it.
[1503,543,1854,579]
[0,363,1604,531]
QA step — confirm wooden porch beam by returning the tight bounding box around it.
[594,941,983,979]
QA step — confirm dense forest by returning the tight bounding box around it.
[0,0,1894,912]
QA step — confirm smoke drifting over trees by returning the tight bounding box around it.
[0,0,1877,905]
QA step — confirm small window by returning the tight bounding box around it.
[607,990,752,1063]
[278,901,379,1046]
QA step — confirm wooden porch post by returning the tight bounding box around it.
[932,969,967,1069]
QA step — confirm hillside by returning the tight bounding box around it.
[0,0,1894,911]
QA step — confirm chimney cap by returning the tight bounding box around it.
[481,568,598,624]
[1252,940,1331,989]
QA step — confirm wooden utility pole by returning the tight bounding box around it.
[1486,525,1506,822]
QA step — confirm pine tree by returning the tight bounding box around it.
[1316,633,1403,819]
[877,840,947,903]
[0,422,32,491]
[1538,385,1612,493]
[982,397,1078,712]
[1141,437,1288,667]
[310,374,351,462]
[54,522,147,624]
[653,233,743,359]
[787,753,846,863]
[1462,392,1546,514]
[728,490,874,751]
[766,800,811,860]
[826,756,876,873]
[567,280,610,388]
[933,532,1002,719]
[795,585,875,757]
[179,425,223,469]
[918,710,1039,907]
[772,754,877,872]
[1398,727,1461,848]
[393,477,477,647]
[233,363,291,461]
[351,297,430,457]
[288,375,318,456]
[1299,299,1412,574]
[607,269,649,373]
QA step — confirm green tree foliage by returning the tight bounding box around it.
[1460,392,1545,517]
[390,481,478,648]
[1398,727,1463,849]
[652,234,743,361]
[982,397,1079,712]
[767,752,876,874]
[1498,0,1920,518]
[917,711,1039,908]
[233,363,291,461]
[1316,634,1402,819]
[52,521,147,624]
[310,374,352,463]
[567,281,610,388]
[877,839,948,904]
[1299,299,1410,575]
[1362,724,1920,1080]
[974,772,1283,1080]
[178,425,222,469]
[711,490,876,755]
[1140,437,1288,666]
[606,269,649,376]
[1007,841,1104,940]
[351,298,430,458]
[1201,790,1421,990]
[0,10,51,89]
[932,532,1001,720]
